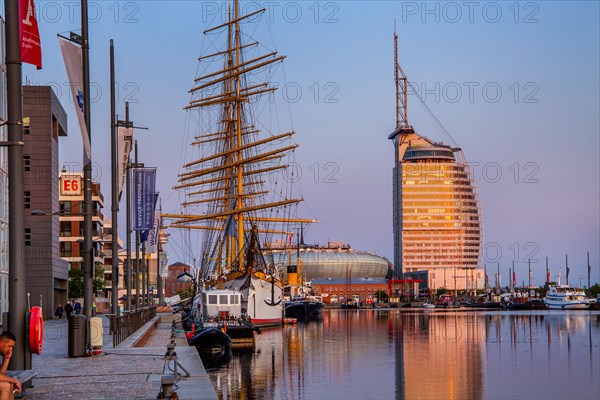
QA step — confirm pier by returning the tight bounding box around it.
[25,314,216,399]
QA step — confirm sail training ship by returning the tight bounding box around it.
[165,0,313,327]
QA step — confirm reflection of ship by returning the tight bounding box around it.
[165,0,314,327]
[544,285,590,309]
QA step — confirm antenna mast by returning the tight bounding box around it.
[394,28,409,129]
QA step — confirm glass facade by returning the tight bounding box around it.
[393,131,482,291]
[0,18,8,317]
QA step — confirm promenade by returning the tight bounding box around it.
[23,314,216,400]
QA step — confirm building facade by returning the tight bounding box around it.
[390,128,483,291]
[310,278,388,303]
[23,86,70,318]
[165,262,192,298]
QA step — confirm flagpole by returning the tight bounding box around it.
[5,0,28,371]
[125,102,132,310]
[81,0,94,319]
[528,258,531,289]
[587,251,591,289]
[109,39,119,317]
[566,254,569,286]
[135,140,141,309]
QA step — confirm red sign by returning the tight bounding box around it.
[19,0,42,69]
[61,176,82,196]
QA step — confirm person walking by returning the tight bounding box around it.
[54,304,64,320]
[64,302,74,319]
[0,332,22,399]
[74,301,82,315]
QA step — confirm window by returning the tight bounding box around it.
[208,295,218,305]
[219,295,228,304]
[60,242,72,257]
[24,155,31,172]
[60,221,72,237]
[61,201,71,215]
[24,192,31,209]
[25,228,31,246]
[230,295,239,305]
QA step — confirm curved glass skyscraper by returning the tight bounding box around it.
[389,32,482,291]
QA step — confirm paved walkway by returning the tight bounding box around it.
[23,315,215,400]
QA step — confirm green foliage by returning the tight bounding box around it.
[374,290,388,302]
[586,283,600,298]
[68,268,83,299]
[93,264,105,293]
[68,264,106,298]
[436,287,448,296]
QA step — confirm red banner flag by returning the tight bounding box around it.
[513,272,516,286]
[19,0,42,69]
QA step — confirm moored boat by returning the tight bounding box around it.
[284,298,325,320]
[544,285,590,309]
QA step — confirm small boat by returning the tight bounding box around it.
[187,288,259,353]
[544,285,590,309]
[284,297,325,319]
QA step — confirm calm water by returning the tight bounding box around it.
[205,309,600,400]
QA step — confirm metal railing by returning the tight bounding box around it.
[107,307,156,347]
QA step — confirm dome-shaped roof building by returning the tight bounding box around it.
[269,241,391,282]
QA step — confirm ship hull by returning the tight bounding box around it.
[221,273,283,327]
[544,302,590,310]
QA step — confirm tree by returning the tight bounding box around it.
[68,268,83,299]
[68,264,106,299]
[436,287,448,296]
[374,290,388,302]
[93,263,105,294]
[586,283,600,298]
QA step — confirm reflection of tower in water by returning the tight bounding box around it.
[392,312,485,400]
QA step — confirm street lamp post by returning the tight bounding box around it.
[109,40,119,317]
[81,0,94,319]
[4,0,28,371]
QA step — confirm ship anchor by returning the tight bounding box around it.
[264,273,281,306]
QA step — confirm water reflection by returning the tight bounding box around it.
[206,310,600,400]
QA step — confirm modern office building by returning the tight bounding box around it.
[389,34,482,291]
[22,86,70,318]
[0,18,8,321]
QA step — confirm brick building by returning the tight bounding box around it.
[165,262,193,298]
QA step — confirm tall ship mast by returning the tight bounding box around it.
[164,0,314,326]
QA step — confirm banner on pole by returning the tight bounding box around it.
[117,127,133,201]
[133,168,156,230]
[147,211,160,253]
[159,252,168,278]
[20,0,42,69]
[58,37,91,162]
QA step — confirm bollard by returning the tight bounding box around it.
[157,375,176,399]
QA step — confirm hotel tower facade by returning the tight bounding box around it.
[389,33,482,291]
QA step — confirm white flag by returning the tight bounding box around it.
[58,37,91,162]
[117,127,133,200]
[147,211,160,254]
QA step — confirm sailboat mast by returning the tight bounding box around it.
[234,0,245,269]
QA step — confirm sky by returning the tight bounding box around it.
[8,1,599,287]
